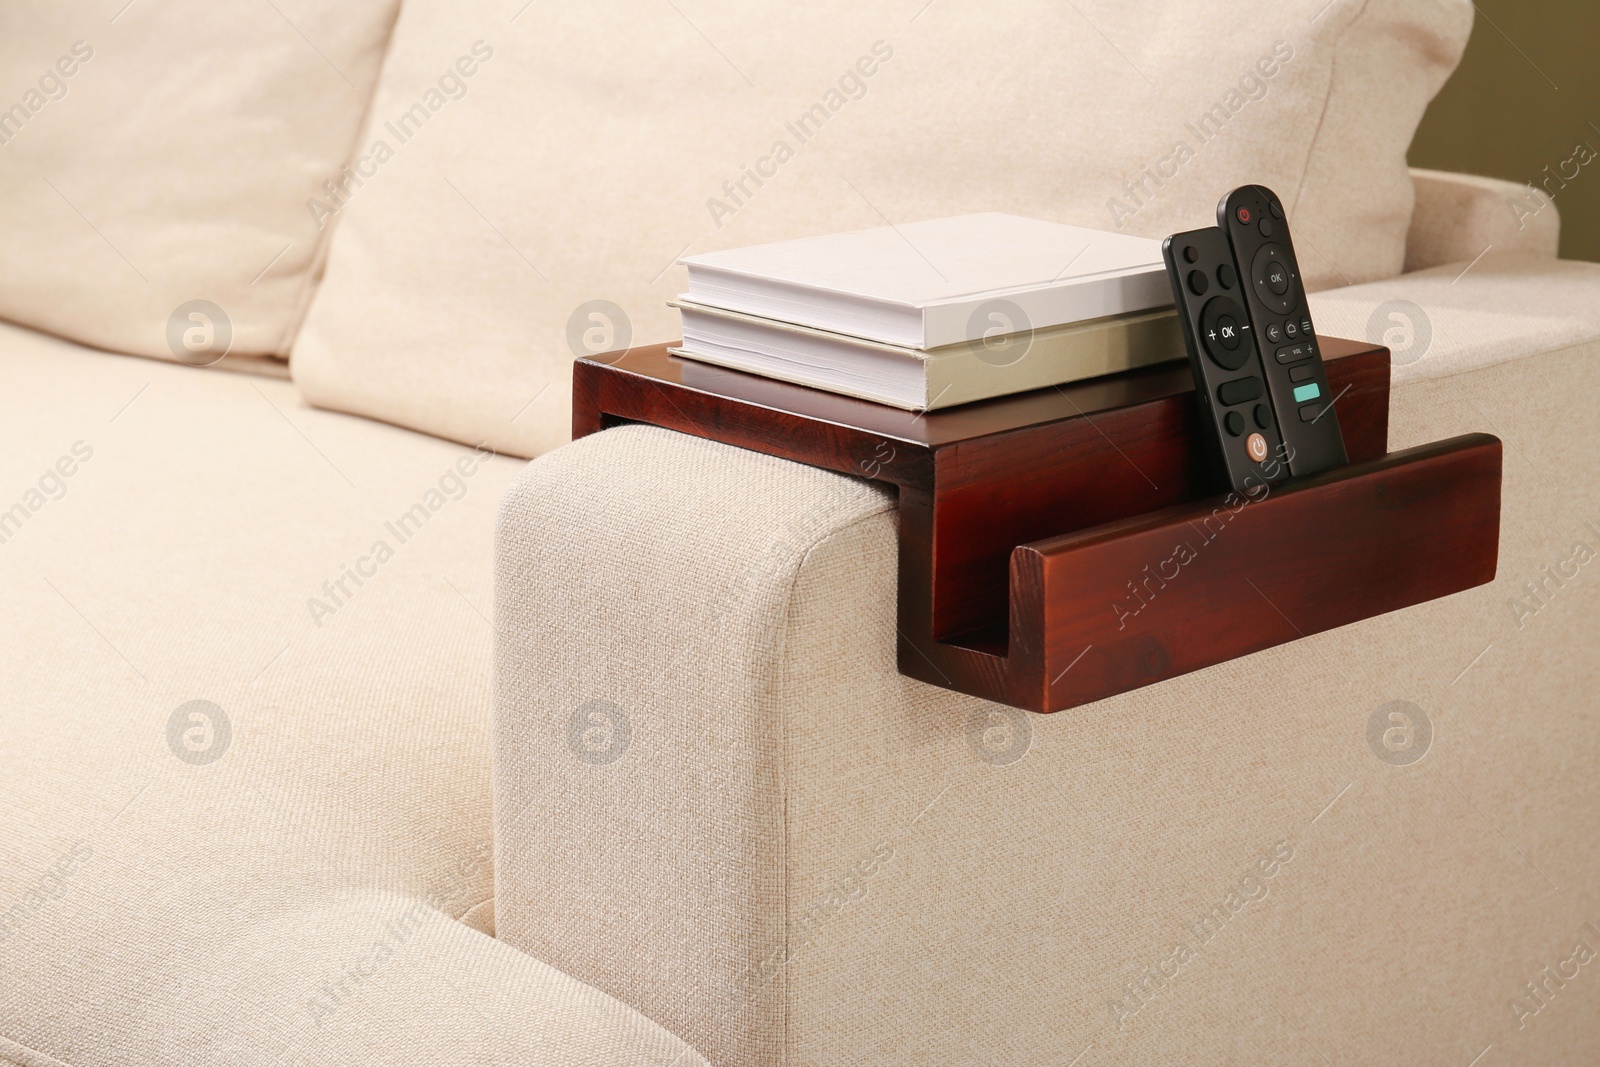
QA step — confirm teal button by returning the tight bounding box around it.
[1293,382,1321,403]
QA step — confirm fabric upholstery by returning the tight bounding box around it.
[0,1,399,363]
[495,257,1600,1065]
[1310,252,1600,385]
[294,0,1472,460]
[0,322,707,1067]
[1405,168,1562,272]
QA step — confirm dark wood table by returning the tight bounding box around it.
[574,341,1501,713]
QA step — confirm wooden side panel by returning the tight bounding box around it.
[1013,434,1503,711]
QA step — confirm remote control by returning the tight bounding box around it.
[1217,185,1347,477]
[1162,226,1289,495]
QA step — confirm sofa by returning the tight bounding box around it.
[2,0,1596,1064]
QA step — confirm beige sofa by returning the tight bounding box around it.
[3,1,1597,1064]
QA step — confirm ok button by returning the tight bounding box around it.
[1199,296,1250,371]
[1216,315,1242,348]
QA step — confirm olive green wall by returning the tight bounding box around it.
[1409,0,1598,262]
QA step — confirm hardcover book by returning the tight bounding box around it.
[678,213,1172,349]
[671,299,1182,411]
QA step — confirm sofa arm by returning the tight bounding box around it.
[494,426,897,1067]
[496,382,1600,1065]
[1405,167,1560,272]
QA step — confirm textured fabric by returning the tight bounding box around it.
[295,0,1471,460]
[0,1,399,362]
[1405,168,1563,272]
[1309,252,1600,386]
[495,430,895,1067]
[0,322,707,1067]
[495,262,1600,1064]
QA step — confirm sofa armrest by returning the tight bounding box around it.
[496,363,1600,1065]
[494,427,896,1067]
[1405,167,1560,272]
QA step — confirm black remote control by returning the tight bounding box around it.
[1217,185,1347,478]
[1162,226,1289,495]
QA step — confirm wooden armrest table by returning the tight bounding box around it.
[574,340,1500,713]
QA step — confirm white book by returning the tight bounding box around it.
[671,300,1182,412]
[678,213,1171,349]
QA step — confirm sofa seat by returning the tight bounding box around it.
[494,253,1600,1066]
[0,324,705,1066]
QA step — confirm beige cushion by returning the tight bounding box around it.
[294,0,1472,460]
[0,1,398,363]
[494,256,1600,1064]
[0,323,706,1067]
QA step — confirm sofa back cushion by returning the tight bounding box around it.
[0,0,399,364]
[292,0,1472,459]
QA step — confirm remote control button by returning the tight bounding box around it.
[1293,382,1321,403]
[1251,243,1298,314]
[1275,343,1309,364]
[1289,363,1313,382]
[1265,322,1283,344]
[1224,411,1245,436]
[1199,297,1251,370]
[1300,403,1322,422]
[1246,432,1268,462]
[1187,269,1209,296]
[1237,207,1251,223]
[1259,218,1274,238]
[1301,317,1313,335]
[1182,245,1198,263]
[1216,315,1241,348]
[1254,403,1271,428]
[1269,197,1284,219]
[1218,376,1263,406]
[1284,320,1299,339]
[1217,263,1236,290]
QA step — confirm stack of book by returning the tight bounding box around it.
[671,213,1181,412]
